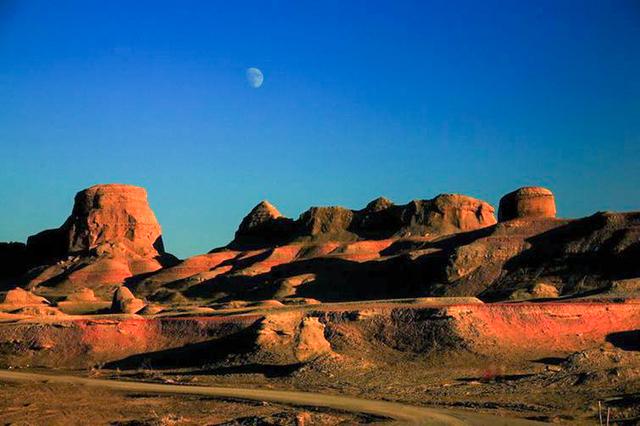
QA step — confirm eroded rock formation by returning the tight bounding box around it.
[27,184,166,260]
[228,194,497,249]
[1,287,50,305]
[230,201,296,249]
[498,186,556,221]
[16,184,176,295]
[3,183,639,306]
[111,286,145,314]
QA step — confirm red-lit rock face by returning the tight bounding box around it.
[498,186,557,221]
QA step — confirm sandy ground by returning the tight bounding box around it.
[0,374,376,426]
[0,370,542,425]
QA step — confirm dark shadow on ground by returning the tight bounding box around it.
[532,357,565,366]
[457,373,535,383]
[104,323,260,370]
[606,330,640,351]
[189,363,304,378]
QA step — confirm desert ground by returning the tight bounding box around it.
[1,184,639,425]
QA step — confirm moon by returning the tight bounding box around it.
[246,67,264,88]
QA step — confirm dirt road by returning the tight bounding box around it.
[0,369,541,425]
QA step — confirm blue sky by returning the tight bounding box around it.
[1,0,639,258]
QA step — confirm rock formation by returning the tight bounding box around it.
[230,201,296,249]
[298,206,356,240]
[238,200,283,231]
[64,287,99,302]
[111,286,145,314]
[228,194,496,249]
[255,313,333,363]
[509,282,560,300]
[498,186,556,221]
[398,194,497,236]
[3,183,639,306]
[15,184,177,295]
[1,287,50,305]
[27,184,166,260]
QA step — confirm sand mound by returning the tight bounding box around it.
[2,288,50,306]
[64,287,99,302]
[248,300,285,308]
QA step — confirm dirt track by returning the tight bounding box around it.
[0,369,541,425]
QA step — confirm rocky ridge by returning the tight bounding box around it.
[1,184,639,308]
[229,193,497,249]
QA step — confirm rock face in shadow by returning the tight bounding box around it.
[227,194,497,250]
[229,201,296,250]
[298,206,356,240]
[0,243,28,288]
[498,186,556,221]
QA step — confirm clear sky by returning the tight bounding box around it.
[1,1,639,258]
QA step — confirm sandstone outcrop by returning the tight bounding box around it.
[10,306,65,317]
[509,282,560,300]
[111,286,145,314]
[64,287,99,302]
[3,183,639,305]
[18,184,177,294]
[255,313,333,363]
[1,287,50,305]
[498,186,557,221]
[238,200,283,231]
[399,194,497,235]
[27,184,166,259]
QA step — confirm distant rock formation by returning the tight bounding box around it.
[230,201,296,249]
[17,184,177,295]
[227,194,497,249]
[3,182,639,305]
[498,186,556,221]
[27,184,166,260]
[298,206,356,240]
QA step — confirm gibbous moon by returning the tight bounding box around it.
[246,67,264,88]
